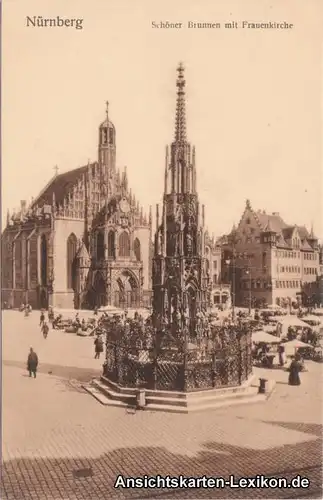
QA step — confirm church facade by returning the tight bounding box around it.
[1,104,152,310]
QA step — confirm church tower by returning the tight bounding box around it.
[152,63,209,335]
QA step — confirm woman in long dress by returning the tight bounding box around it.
[288,354,302,386]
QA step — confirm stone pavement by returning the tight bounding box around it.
[1,311,323,499]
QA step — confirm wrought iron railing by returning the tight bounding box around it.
[101,316,253,392]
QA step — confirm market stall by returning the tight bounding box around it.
[281,339,314,357]
[276,316,310,338]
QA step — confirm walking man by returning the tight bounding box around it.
[27,347,38,378]
[42,321,49,339]
[40,310,45,327]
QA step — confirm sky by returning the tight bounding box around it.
[2,0,322,239]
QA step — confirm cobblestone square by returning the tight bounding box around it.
[2,311,323,499]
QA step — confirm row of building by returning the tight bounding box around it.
[2,65,322,311]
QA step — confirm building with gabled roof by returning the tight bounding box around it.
[220,199,320,308]
[2,102,152,310]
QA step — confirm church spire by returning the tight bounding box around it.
[169,63,195,195]
[174,62,187,143]
[309,222,315,239]
[106,100,109,122]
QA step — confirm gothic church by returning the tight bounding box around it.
[1,104,152,310]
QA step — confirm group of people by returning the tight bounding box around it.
[19,303,33,317]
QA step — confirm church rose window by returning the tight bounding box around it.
[67,233,77,290]
[119,231,130,257]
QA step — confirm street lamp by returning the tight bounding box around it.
[245,269,252,315]
[225,258,235,320]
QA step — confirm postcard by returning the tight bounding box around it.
[1,0,322,498]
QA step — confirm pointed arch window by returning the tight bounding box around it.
[119,231,130,257]
[134,238,141,261]
[67,233,77,290]
[96,231,105,260]
[101,127,108,144]
[108,231,115,258]
[40,234,48,286]
[109,127,115,145]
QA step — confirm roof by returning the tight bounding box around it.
[282,227,295,240]
[253,210,316,248]
[255,211,289,233]
[32,164,94,208]
[99,119,115,130]
[297,226,310,239]
[76,242,90,260]
[232,202,319,252]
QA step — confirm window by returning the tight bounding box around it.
[109,127,115,145]
[108,231,115,258]
[213,274,218,285]
[101,127,108,144]
[134,238,141,261]
[213,260,218,270]
[119,231,130,257]
[262,252,266,268]
[246,218,250,224]
[67,233,77,290]
[96,231,105,260]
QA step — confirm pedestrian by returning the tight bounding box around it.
[27,347,38,378]
[42,321,49,339]
[48,307,54,324]
[40,311,45,327]
[278,344,285,367]
[288,354,302,386]
[94,334,104,359]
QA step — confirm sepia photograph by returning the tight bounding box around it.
[1,0,322,498]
